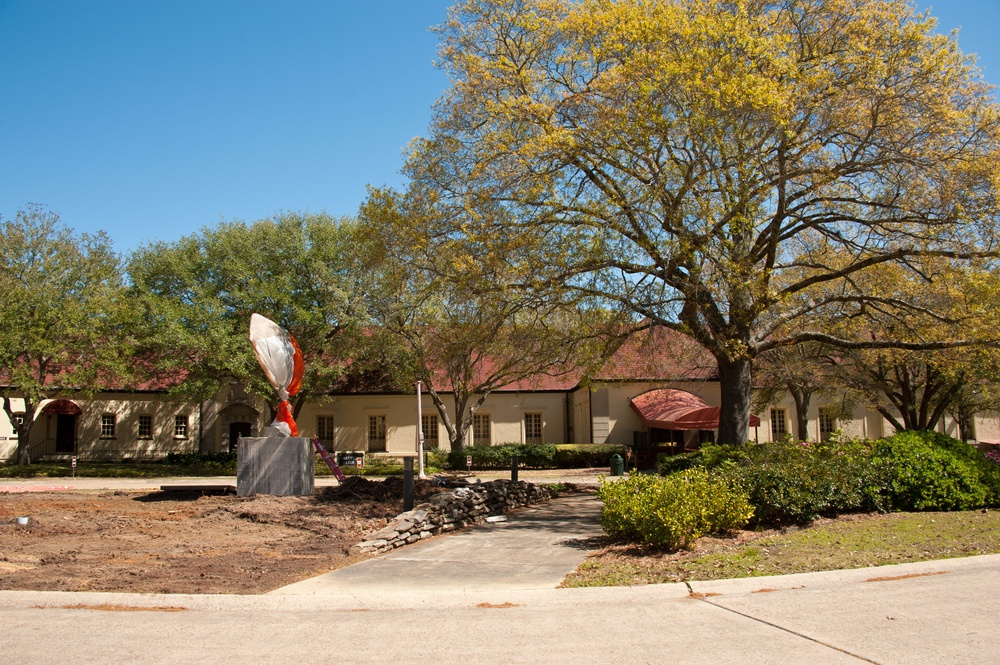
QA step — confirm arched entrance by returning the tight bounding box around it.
[218,404,259,453]
[42,400,82,454]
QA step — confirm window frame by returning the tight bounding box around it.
[524,412,543,444]
[11,413,24,439]
[770,408,788,439]
[472,413,491,446]
[100,414,117,439]
[819,409,837,441]
[421,413,439,447]
[316,415,335,447]
[137,414,153,439]
[368,414,387,452]
[173,415,189,440]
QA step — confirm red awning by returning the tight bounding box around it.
[41,399,82,416]
[629,389,761,431]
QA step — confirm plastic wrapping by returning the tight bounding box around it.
[249,313,304,436]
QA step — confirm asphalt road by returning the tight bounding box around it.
[3,475,999,663]
[2,554,999,664]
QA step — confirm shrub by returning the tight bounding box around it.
[554,444,628,468]
[870,431,998,511]
[596,470,753,550]
[448,443,557,470]
[164,451,237,466]
[656,451,702,474]
[426,448,451,470]
[706,440,883,525]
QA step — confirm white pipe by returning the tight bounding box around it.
[416,381,426,479]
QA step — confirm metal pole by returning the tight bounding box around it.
[510,454,518,483]
[416,380,427,479]
[403,457,414,512]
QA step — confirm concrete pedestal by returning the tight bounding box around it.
[236,435,314,496]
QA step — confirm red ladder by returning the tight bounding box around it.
[312,438,346,481]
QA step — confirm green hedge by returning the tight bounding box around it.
[553,444,628,468]
[596,470,753,550]
[447,443,557,470]
[657,432,1000,525]
[438,443,629,470]
[871,431,1000,511]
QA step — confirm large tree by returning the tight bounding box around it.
[359,188,609,451]
[0,206,133,465]
[405,0,1000,443]
[828,260,1000,435]
[128,213,377,419]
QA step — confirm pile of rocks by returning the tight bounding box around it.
[358,479,553,554]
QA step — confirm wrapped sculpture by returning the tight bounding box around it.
[248,313,304,436]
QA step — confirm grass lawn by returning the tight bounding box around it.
[562,509,1000,587]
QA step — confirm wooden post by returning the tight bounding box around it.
[403,457,414,512]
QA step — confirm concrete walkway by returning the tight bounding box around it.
[274,492,604,595]
[3,476,1000,662]
[2,555,999,664]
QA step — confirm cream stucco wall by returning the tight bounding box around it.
[1,394,200,462]
[294,390,568,455]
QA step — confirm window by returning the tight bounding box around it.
[473,413,491,446]
[525,413,542,444]
[368,415,386,451]
[138,415,153,439]
[421,414,438,447]
[316,415,335,447]
[101,414,116,439]
[770,409,787,439]
[174,415,188,439]
[11,413,23,439]
[819,409,837,441]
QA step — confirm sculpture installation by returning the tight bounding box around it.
[248,313,304,437]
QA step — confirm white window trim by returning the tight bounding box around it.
[524,412,544,444]
[367,413,388,451]
[770,408,788,439]
[472,412,492,447]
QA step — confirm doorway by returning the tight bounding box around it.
[55,414,76,453]
[229,422,252,452]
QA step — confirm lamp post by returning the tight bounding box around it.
[416,381,427,479]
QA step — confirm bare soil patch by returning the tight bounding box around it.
[0,477,446,595]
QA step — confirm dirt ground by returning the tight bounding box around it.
[0,477,448,595]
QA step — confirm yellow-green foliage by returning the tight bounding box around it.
[596,470,753,550]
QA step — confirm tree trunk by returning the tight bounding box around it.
[788,384,812,442]
[17,437,31,466]
[717,356,753,445]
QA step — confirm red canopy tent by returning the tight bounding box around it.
[630,389,760,430]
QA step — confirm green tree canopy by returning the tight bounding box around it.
[0,205,133,464]
[359,188,609,450]
[405,0,1000,443]
[128,213,379,418]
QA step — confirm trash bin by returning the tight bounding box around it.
[610,454,624,477]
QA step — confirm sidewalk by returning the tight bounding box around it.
[273,491,604,595]
[2,473,1000,662]
[2,555,998,664]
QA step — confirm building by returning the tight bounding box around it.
[3,328,998,463]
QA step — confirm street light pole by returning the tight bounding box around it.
[416,380,427,479]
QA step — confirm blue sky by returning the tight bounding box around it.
[2,1,998,254]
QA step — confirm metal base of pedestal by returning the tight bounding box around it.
[236,435,315,496]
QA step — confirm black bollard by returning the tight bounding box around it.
[510,454,519,483]
[404,457,415,512]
